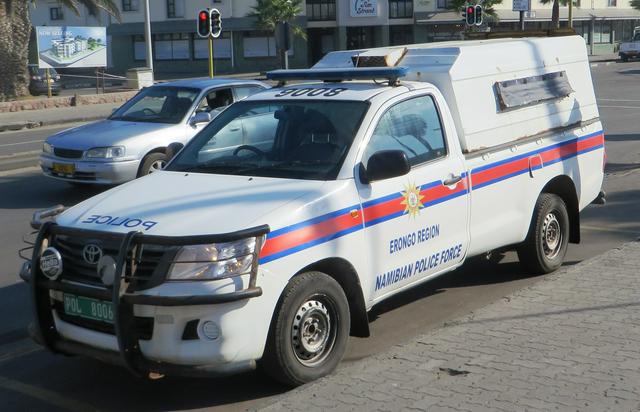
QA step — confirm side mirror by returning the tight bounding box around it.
[190,111,212,126]
[360,150,411,184]
[166,142,184,161]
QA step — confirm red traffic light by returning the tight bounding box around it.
[467,6,474,14]
[197,9,211,37]
[199,11,208,21]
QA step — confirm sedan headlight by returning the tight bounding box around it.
[43,142,53,154]
[167,238,259,281]
[86,146,125,159]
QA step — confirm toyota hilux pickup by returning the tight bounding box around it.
[21,35,605,386]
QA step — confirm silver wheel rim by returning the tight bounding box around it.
[291,296,336,367]
[542,212,562,259]
[148,159,165,174]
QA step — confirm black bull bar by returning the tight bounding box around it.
[30,222,270,377]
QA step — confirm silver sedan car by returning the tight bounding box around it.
[40,78,267,185]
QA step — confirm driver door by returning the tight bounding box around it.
[357,93,469,301]
[188,87,236,138]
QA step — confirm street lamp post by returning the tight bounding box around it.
[143,0,154,79]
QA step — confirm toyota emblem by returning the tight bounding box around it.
[83,244,103,265]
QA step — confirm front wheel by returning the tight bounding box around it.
[261,272,350,386]
[138,152,167,177]
[517,193,569,274]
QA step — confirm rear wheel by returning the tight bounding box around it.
[621,54,629,62]
[138,152,167,177]
[517,193,569,274]
[261,272,350,386]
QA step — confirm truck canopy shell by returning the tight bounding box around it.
[315,36,599,153]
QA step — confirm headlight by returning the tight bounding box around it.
[167,238,259,281]
[85,146,125,159]
[43,142,53,154]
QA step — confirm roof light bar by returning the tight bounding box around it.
[266,67,409,84]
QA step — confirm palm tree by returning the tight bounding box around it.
[248,0,306,68]
[0,0,119,101]
[539,0,576,29]
[632,0,640,11]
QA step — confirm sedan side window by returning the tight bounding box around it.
[363,95,447,167]
[235,85,265,100]
[196,88,234,114]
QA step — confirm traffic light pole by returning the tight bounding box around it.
[208,36,214,78]
[519,11,525,31]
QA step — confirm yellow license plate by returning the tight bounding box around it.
[52,163,75,174]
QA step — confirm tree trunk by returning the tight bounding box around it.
[552,0,560,30]
[0,2,32,101]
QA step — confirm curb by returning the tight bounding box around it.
[0,115,107,133]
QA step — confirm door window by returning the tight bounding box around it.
[234,85,265,101]
[363,95,446,167]
[196,88,234,114]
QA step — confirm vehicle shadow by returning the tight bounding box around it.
[0,172,104,210]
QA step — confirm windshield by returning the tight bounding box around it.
[167,100,369,180]
[110,86,199,124]
[634,33,640,42]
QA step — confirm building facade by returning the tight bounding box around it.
[29,0,640,77]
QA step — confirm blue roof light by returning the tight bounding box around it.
[266,67,409,83]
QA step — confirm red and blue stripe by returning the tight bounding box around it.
[258,130,604,264]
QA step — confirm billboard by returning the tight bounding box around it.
[36,26,107,68]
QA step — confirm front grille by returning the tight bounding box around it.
[54,147,84,159]
[53,235,167,288]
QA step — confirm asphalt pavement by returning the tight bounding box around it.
[0,60,638,411]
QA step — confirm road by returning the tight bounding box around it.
[0,60,639,411]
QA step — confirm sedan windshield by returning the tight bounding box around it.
[167,100,369,180]
[110,86,199,124]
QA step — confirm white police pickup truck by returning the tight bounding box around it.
[22,36,605,386]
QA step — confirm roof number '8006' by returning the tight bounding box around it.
[274,88,348,98]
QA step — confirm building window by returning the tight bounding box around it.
[167,0,184,18]
[154,33,190,60]
[307,0,336,21]
[436,0,454,9]
[390,25,414,45]
[608,0,617,6]
[133,35,146,60]
[389,0,413,18]
[122,0,139,12]
[194,32,232,59]
[243,31,294,57]
[50,7,64,20]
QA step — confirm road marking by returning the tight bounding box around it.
[0,166,40,177]
[0,375,96,412]
[0,139,44,148]
[598,105,640,109]
[598,98,640,102]
[0,339,41,364]
[0,150,40,160]
[582,225,639,235]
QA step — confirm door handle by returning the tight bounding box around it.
[229,127,241,132]
[443,175,462,186]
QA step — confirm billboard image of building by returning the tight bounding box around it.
[36,26,107,68]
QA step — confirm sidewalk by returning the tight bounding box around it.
[261,241,640,411]
[0,102,120,131]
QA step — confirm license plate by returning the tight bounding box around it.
[63,294,114,324]
[52,163,75,174]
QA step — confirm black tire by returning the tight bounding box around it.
[138,152,167,177]
[517,193,569,274]
[261,271,350,386]
[621,54,629,62]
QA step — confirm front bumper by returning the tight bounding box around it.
[27,223,270,377]
[40,154,140,185]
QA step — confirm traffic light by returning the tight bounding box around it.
[465,5,475,26]
[211,8,222,38]
[475,5,483,25]
[197,9,211,38]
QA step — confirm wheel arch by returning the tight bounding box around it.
[541,175,580,244]
[137,147,168,176]
[294,258,370,338]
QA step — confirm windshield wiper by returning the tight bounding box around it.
[180,161,261,174]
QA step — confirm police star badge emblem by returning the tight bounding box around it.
[401,182,424,218]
